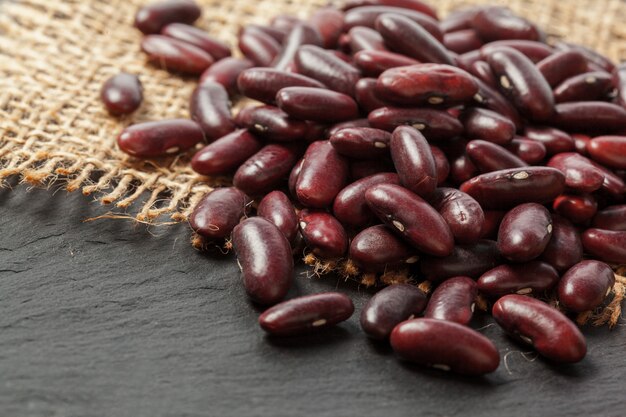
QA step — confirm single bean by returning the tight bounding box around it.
[238,68,326,104]
[199,57,254,96]
[355,78,393,112]
[553,71,614,103]
[553,194,598,225]
[296,141,349,208]
[257,191,299,244]
[100,73,143,116]
[117,119,204,158]
[161,23,230,60]
[350,225,418,272]
[421,239,500,282]
[390,126,437,197]
[554,42,615,73]
[581,228,626,264]
[294,45,361,97]
[440,7,482,33]
[588,136,626,169]
[541,216,583,273]
[444,29,483,54]
[536,50,589,88]
[466,140,527,173]
[506,138,547,164]
[523,126,575,155]
[477,261,559,297]
[471,7,539,42]
[299,210,349,259]
[587,158,626,197]
[546,152,605,193]
[238,26,282,67]
[552,102,626,133]
[273,23,322,71]
[368,107,464,140]
[345,6,443,41]
[190,83,236,141]
[429,187,485,244]
[308,7,345,49]
[430,146,450,185]
[425,276,477,325]
[354,50,419,77]
[140,35,214,74]
[348,26,388,53]
[134,0,201,34]
[233,143,301,195]
[480,40,553,63]
[235,105,308,141]
[593,205,626,231]
[461,108,515,146]
[497,203,552,262]
[450,153,479,184]
[288,158,304,198]
[468,60,497,88]
[572,133,591,155]
[191,129,262,176]
[329,127,391,159]
[343,0,439,20]
[243,24,288,44]
[276,87,359,123]
[558,260,615,312]
[326,118,371,138]
[190,187,250,240]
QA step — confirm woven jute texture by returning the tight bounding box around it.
[0,0,625,220]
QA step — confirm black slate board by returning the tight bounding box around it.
[1,183,625,417]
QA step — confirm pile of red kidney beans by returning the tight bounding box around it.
[101,0,626,375]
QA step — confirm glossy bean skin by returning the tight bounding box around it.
[421,239,500,282]
[466,140,528,173]
[333,173,399,228]
[553,72,614,103]
[257,191,299,244]
[541,216,583,273]
[368,107,464,140]
[375,14,454,65]
[497,203,553,262]
[537,50,589,88]
[233,144,301,196]
[472,77,523,129]
[492,294,587,363]
[296,141,349,208]
[330,127,391,159]
[390,318,500,375]
[588,136,626,169]
[429,187,485,244]
[506,138,547,164]
[390,126,437,197]
[468,60,497,88]
[343,0,439,20]
[308,7,345,49]
[354,50,419,77]
[444,29,483,54]
[345,6,442,41]
[553,102,626,133]
[276,87,359,123]
[555,42,616,73]
[581,229,626,264]
[295,45,361,97]
[190,83,236,141]
[134,0,201,34]
[350,225,418,272]
[140,35,214,74]
[573,134,591,156]
[450,153,478,184]
[431,146,450,185]
[238,68,325,105]
[191,129,262,176]
[558,260,615,313]
[117,119,204,158]
[553,194,598,224]
[259,293,354,336]
[587,159,626,198]
[480,210,506,239]
[480,40,553,63]
[233,217,293,306]
[288,158,304,198]
[273,23,323,71]
[593,205,626,231]
[477,261,559,297]
[238,27,282,67]
[485,47,554,121]
[326,118,371,138]
[471,7,539,42]
[462,108,515,146]
[348,26,388,53]
[365,183,454,256]
[243,24,288,44]
[236,105,308,141]
[425,277,477,325]
[524,126,575,155]
[547,153,605,193]
[460,167,565,209]
[100,73,143,116]
[199,58,254,96]
[190,187,250,240]
[360,284,426,339]
[376,64,478,106]
[299,210,348,259]
[355,78,393,112]
[161,23,230,60]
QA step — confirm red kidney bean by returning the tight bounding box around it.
[478,261,559,297]
[376,64,478,106]
[326,118,370,138]
[421,239,500,281]
[593,205,626,231]
[523,126,575,155]
[536,50,589,88]
[480,210,506,239]
[276,87,359,123]
[134,0,201,34]
[425,277,477,325]
[506,138,547,164]
[100,73,143,116]
[350,225,418,272]
[614,63,626,107]
[117,119,204,158]
[368,107,464,140]
[161,23,230,60]
[299,210,348,259]
[237,68,326,104]
[468,60,497,88]
[271,14,301,33]
[472,77,523,129]
[460,167,565,209]
[329,127,391,159]
[296,141,349,208]
[572,133,591,155]
[238,27,282,67]
[365,183,454,256]
[375,14,454,65]
[547,152,605,193]
[354,50,419,77]
[243,24,288,44]
[485,46,554,122]
[444,29,483,54]
[233,144,300,195]
[492,294,586,363]
[553,102,626,133]
[471,7,539,42]
[588,136,626,169]
[480,40,553,63]
[466,140,527,174]
[259,292,354,336]
[288,158,304,198]
[190,187,250,240]
[553,194,598,225]
[233,217,293,306]
[360,284,426,339]
[587,158,626,198]
[191,129,262,176]
[140,35,214,75]
[449,153,478,184]
[430,146,450,185]
[497,203,552,262]
[559,260,615,313]
[555,42,616,73]
[347,26,388,53]
[350,159,394,180]
[540,216,583,273]
[346,6,443,41]
[355,78,392,112]
[390,126,437,197]
[308,7,345,49]
[294,45,361,97]
[461,108,515,146]
[190,83,235,141]
[390,318,500,375]
[273,23,322,71]
[457,49,481,70]
[199,57,254,96]
[343,0,439,19]
[582,228,626,264]
[235,105,309,141]
[440,7,482,33]
[257,191,298,244]
[553,71,614,103]
[429,187,485,244]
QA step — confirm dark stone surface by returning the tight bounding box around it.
[0,183,624,417]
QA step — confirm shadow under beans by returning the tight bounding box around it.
[365,337,394,356]
[265,326,352,349]
[397,360,501,386]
